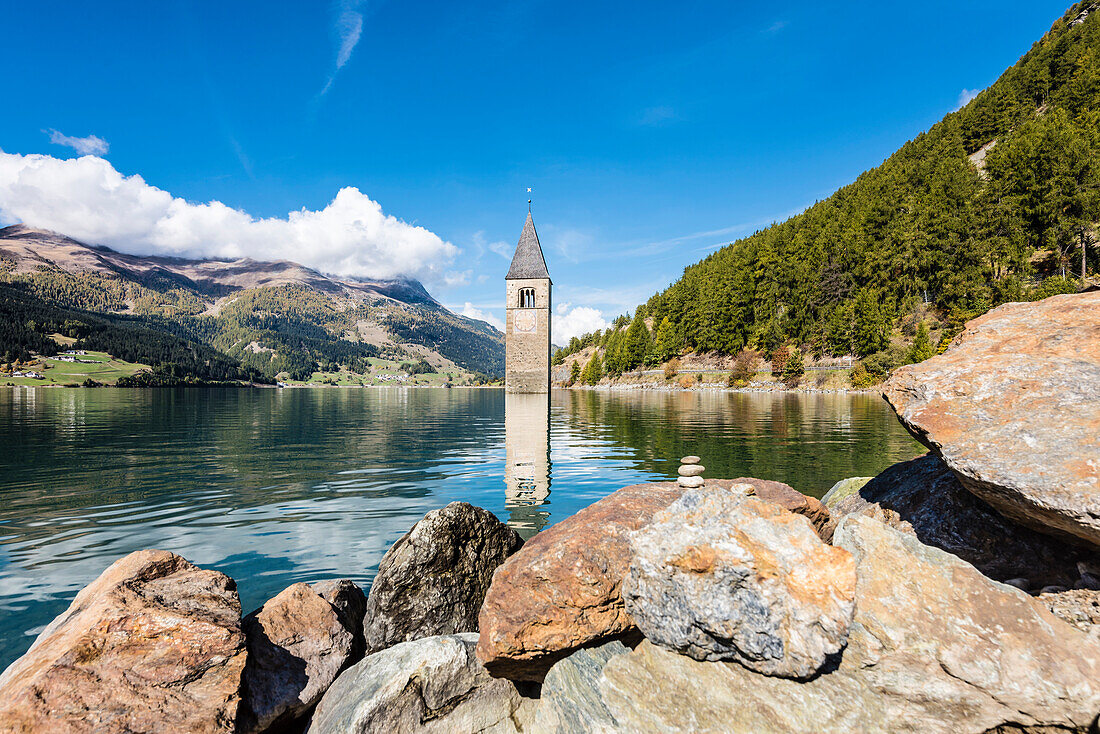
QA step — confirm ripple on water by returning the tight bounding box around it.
[0,387,919,669]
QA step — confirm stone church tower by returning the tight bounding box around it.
[505,212,552,393]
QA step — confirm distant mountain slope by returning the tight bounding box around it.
[559,1,1098,370]
[0,225,504,378]
[0,284,262,385]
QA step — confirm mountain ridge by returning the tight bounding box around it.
[0,224,505,379]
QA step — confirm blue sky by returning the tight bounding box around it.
[0,0,1072,341]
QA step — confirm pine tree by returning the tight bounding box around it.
[648,316,679,365]
[782,347,805,385]
[581,351,603,385]
[568,359,581,386]
[907,321,934,363]
[621,311,651,371]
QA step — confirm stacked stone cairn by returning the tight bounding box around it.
[676,456,705,488]
[1,291,1098,733]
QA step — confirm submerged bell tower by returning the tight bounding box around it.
[505,211,552,393]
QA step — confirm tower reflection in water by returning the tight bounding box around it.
[503,392,551,538]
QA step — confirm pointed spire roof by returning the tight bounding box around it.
[505,212,551,282]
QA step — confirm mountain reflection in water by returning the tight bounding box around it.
[0,387,920,669]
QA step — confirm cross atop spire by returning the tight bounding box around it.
[505,211,551,282]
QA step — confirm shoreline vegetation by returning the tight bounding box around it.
[1,291,1096,733]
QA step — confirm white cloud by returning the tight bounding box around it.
[553,305,608,345]
[957,88,981,109]
[45,129,109,156]
[459,302,504,331]
[319,2,365,96]
[442,269,471,287]
[0,150,457,282]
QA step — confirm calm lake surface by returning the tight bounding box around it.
[0,387,920,668]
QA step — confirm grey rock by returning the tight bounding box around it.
[364,502,522,654]
[820,476,873,509]
[528,640,630,733]
[882,292,1100,547]
[241,582,357,733]
[1077,576,1100,591]
[680,455,701,464]
[308,633,532,734]
[597,516,1100,734]
[1037,589,1100,638]
[313,578,367,658]
[677,464,705,477]
[1003,577,1030,591]
[675,475,704,488]
[1041,585,1070,594]
[828,454,1098,587]
[622,489,856,678]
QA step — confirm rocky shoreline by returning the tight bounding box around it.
[0,291,1097,733]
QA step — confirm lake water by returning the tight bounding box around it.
[0,387,921,669]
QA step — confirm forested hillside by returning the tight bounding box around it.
[558,1,1099,375]
[0,285,263,384]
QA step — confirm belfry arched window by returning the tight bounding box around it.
[519,288,535,308]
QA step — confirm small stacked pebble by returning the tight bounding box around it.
[677,456,705,488]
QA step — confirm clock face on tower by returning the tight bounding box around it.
[514,310,537,333]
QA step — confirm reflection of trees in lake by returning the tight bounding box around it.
[0,388,508,547]
[504,393,550,538]
[556,390,920,496]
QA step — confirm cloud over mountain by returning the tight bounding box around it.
[0,150,458,282]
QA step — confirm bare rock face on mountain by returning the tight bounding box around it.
[622,489,855,678]
[363,502,523,655]
[828,453,1100,587]
[882,292,1100,548]
[598,516,1100,734]
[0,550,247,734]
[308,634,533,734]
[239,583,358,733]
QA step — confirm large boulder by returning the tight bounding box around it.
[728,477,832,539]
[240,582,359,733]
[307,633,534,734]
[622,489,855,678]
[312,578,368,659]
[598,516,1100,733]
[882,291,1100,547]
[828,453,1099,587]
[527,640,630,734]
[820,476,873,509]
[364,502,522,654]
[476,479,829,681]
[476,481,685,682]
[0,550,247,734]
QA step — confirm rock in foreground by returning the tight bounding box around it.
[476,478,831,681]
[529,640,631,734]
[0,550,247,734]
[623,489,855,678]
[476,481,686,681]
[882,292,1100,547]
[240,582,358,733]
[308,633,533,734]
[364,502,522,654]
[829,453,1099,587]
[599,516,1100,733]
